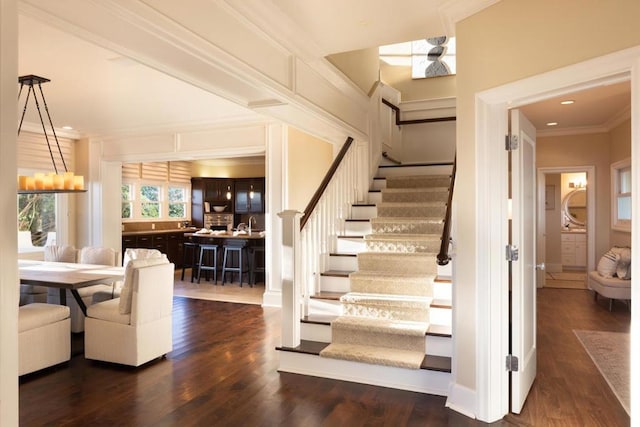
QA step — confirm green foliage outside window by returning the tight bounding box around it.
[18,194,55,246]
[141,185,160,218]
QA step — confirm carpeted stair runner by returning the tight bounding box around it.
[320,171,451,370]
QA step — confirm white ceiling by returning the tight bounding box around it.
[18,14,261,139]
[519,81,630,136]
[18,2,630,143]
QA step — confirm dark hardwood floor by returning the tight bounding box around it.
[19,288,630,426]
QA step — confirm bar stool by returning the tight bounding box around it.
[221,243,249,286]
[181,242,200,282]
[249,246,265,285]
[197,244,219,284]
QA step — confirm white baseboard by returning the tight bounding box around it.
[445,382,477,419]
[262,289,281,307]
[279,351,451,396]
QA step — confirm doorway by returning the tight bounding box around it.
[537,166,596,289]
[474,47,639,421]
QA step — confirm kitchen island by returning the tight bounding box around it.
[184,231,266,285]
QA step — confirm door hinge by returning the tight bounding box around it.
[506,354,519,372]
[506,244,519,261]
[505,134,519,151]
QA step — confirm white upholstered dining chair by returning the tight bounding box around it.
[47,246,119,333]
[85,256,174,366]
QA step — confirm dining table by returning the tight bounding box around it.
[18,259,125,316]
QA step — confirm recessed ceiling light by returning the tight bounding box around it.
[560,100,575,105]
[62,125,73,130]
[546,122,558,126]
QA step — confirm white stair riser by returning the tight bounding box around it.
[328,255,357,271]
[351,205,377,220]
[437,262,452,277]
[433,281,452,301]
[300,322,452,358]
[377,165,453,177]
[309,298,342,316]
[372,179,387,191]
[278,351,450,396]
[368,191,382,204]
[425,334,452,358]
[301,322,332,342]
[337,238,366,253]
[320,275,351,293]
[430,307,452,326]
[344,220,372,235]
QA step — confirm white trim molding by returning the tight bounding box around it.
[475,44,640,423]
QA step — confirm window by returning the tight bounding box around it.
[18,193,56,248]
[611,158,631,232]
[168,186,187,218]
[141,184,161,218]
[122,180,189,221]
[122,183,133,219]
[379,37,456,79]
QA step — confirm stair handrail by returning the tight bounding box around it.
[381,98,456,126]
[437,155,456,266]
[300,136,354,231]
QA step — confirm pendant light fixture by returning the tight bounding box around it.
[16,75,86,194]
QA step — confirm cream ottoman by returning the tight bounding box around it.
[19,303,71,375]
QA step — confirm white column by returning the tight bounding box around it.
[0,0,20,424]
[262,123,286,307]
[278,209,302,348]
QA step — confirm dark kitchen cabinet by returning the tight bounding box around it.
[121,231,184,267]
[234,178,264,214]
[191,178,234,227]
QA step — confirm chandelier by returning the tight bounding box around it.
[16,75,85,194]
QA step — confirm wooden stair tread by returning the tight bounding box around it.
[434,276,452,283]
[302,314,338,324]
[337,235,364,239]
[431,299,452,309]
[310,292,344,301]
[345,218,371,222]
[329,253,357,257]
[378,162,454,169]
[352,203,376,207]
[321,270,352,277]
[427,324,452,337]
[277,340,452,373]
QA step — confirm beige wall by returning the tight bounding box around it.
[327,47,380,95]
[380,62,456,101]
[191,161,265,178]
[286,127,333,211]
[544,173,562,268]
[537,133,611,261]
[456,0,640,392]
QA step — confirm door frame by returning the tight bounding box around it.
[537,166,596,280]
[475,46,640,421]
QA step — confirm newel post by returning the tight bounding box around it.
[277,210,303,348]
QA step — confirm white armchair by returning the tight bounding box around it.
[47,246,118,332]
[84,258,174,367]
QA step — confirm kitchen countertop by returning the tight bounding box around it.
[122,227,198,236]
[184,231,265,240]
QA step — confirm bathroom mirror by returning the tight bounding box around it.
[562,188,587,228]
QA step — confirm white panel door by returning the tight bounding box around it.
[510,109,537,414]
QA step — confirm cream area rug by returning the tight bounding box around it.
[173,270,263,305]
[574,330,630,415]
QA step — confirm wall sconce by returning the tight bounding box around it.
[226,185,232,200]
[16,75,86,194]
[249,184,254,199]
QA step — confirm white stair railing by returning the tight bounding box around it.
[279,137,371,348]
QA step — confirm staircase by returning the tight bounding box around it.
[278,162,454,395]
